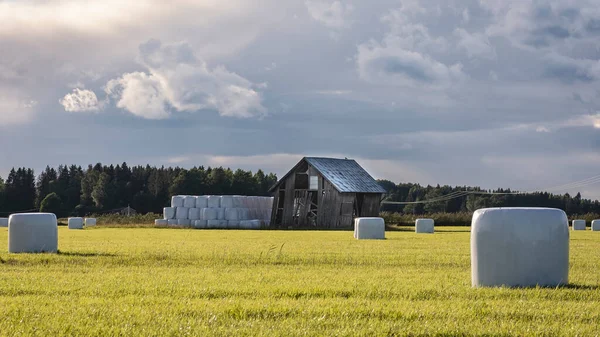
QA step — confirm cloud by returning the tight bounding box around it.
[356,43,466,86]
[59,88,101,112]
[105,72,169,119]
[542,53,600,83]
[67,40,267,120]
[305,1,353,29]
[454,28,496,60]
[356,6,466,88]
[483,1,600,50]
[0,88,37,126]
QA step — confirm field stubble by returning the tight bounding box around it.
[0,226,599,336]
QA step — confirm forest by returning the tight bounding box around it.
[0,164,599,217]
[0,164,277,217]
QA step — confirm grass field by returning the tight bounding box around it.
[1,226,599,336]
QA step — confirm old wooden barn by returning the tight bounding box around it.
[269,157,386,228]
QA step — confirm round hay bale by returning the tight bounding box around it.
[220,196,234,209]
[233,196,246,208]
[207,220,220,228]
[203,208,218,221]
[188,208,201,220]
[354,217,385,240]
[155,219,168,226]
[415,218,434,233]
[207,196,221,208]
[0,217,8,227]
[177,219,191,227]
[592,219,600,231]
[171,196,184,207]
[195,196,208,208]
[194,220,207,229]
[163,207,176,220]
[225,208,239,221]
[84,218,96,227]
[175,207,189,220]
[8,213,58,253]
[68,217,84,230]
[183,196,196,208]
[167,219,178,226]
[471,207,569,288]
[572,220,586,231]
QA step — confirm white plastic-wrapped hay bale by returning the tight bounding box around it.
[8,213,58,253]
[415,218,434,233]
[239,220,250,229]
[592,220,600,231]
[250,220,261,229]
[167,219,178,226]
[207,195,221,208]
[207,220,220,228]
[225,208,239,221]
[471,207,569,288]
[188,208,201,220]
[183,196,196,208]
[572,220,586,231]
[155,219,168,226]
[217,208,225,220]
[221,195,234,209]
[171,195,184,207]
[177,219,191,227]
[231,220,243,228]
[68,217,84,230]
[85,218,96,227]
[0,217,8,227]
[219,220,228,228]
[163,207,176,220]
[194,220,207,229]
[195,196,208,208]
[175,207,189,219]
[233,196,246,208]
[354,217,385,240]
[238,208,250,221]
[202,208,218,221]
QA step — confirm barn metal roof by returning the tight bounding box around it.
[270,157,386,193]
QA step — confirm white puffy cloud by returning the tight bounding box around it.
[305,1,353,29]
[105,72,168,119]
[74,40,267,119]
[59,88,100,112]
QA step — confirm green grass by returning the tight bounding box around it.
[0,227,599,336]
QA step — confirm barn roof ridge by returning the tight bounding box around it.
[269,157,386,194]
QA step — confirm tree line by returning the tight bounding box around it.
[378,180,600,215]
[1,165,598,218]
[0,163,278,217]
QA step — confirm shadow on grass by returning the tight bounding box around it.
[557,283,600,290]
[57,250,116,257]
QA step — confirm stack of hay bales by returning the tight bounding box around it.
[159,195,273,229]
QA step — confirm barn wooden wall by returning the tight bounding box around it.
[270,162,383,228]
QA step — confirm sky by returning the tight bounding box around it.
[1,0,600,198]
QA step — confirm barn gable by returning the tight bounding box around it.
[269,157,385,229]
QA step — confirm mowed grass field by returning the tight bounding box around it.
[1,226,599,336]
